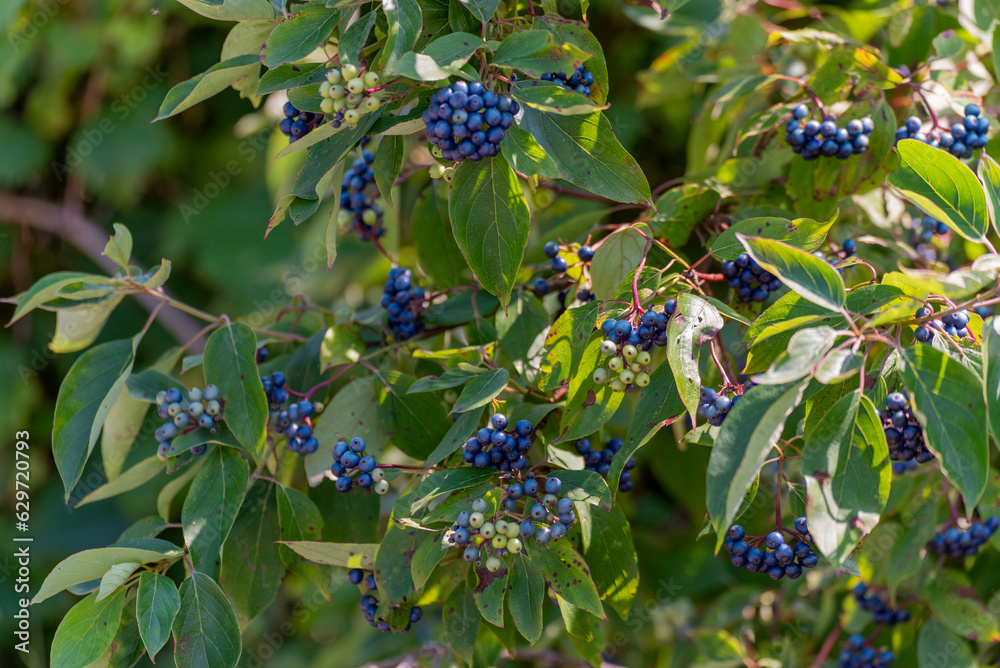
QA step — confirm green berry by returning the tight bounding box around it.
[469,512,485,529]
[619,369,635,385]
[636,351,651,366]
[340,63,358,80]
[326,69,342,84]
[371,468,385,482]
[593,368,608,384]
[600,340,617,356]
[608,357,623,372]
[373,480,389,495]
[363,71,379,87]
[635,372,651,388]
[507,537,523,554]
[491,534,507,549]
[486,556,502,572]
[622,344,637,361]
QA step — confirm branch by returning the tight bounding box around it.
[0,192,205,346]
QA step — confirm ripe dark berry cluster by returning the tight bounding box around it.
[381,267,427,341]
[723,519,819,580]
[837,634,894,668]
[331,437,389,494]
[881,391,934,464]
[722,253,783,303]
[913,305,971,343]
[784,105,874,160]
[319,64,382,129]
[541,66,595,97]
[911,215,949,244]
[926,516,999,558]
[154,385,223,458]
[533,243,596,299]
[894,104,990,159]
[350,569,422,633]
[337,149,384,241]
[279,103,323,143]
[262,372,325,456]
[461,413,532,472]
[263,371,290,410]
[850,582,911,625]
[423,81,517,163]
[697,385,746,427]
[576,437,635,491]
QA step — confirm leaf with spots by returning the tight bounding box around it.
[527,538,603,618]
[709,212,837,261]
[375,479,430,604]
[507,553,545,642]
[181,447,250,580]
[558,336,625,442]
[443,573,480,663]
[220,481,283,625]
[667,293,724,422]
[377,371,454,460]
[539,301,601,392]
[203,323,268,462]
[473,563,509,626]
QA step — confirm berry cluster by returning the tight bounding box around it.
[911,215,949,244]
[381,267,427,341]
[850,583,911,625]
[723,519,819,580]
[697,386,744,427]
[533,242,595,299]
[350,569,422,633]
[837,634,894,668]
[913,305,971,343]
[721,254,783,303]
[461,413,533,472]
[278,103,323,143]
[894,105,990,159]
[881,391,934,464]
[154,385,223,458]
[330,437,389,494]
[262,371,324,455]
[594,339,652,392]
[319,64,381,129]
[449,477,576,570]
[423,81,517,163]
[784,105,874,160]
[338,150,384,241]
[575,437,636,492]
[541,66,595,98]
[926,517,999,558]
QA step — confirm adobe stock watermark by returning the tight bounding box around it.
[50,64,169,182]
[178,131,271,223]
[7,0,72,52]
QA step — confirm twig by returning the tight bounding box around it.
[809,623,843,668]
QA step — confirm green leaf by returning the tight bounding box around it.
[100,386,148,481]
[7,271,112,324]
[126,369,184,402]
[580,503,637,620]
[982,316,1000,449]
[181,447,250,579]
[136,572,181,662]
[452,368,508,413]
[706,381,808,551]
[527,538,603,618]
[34,544,180,604]
[377,371,453,459]
[902,346,989,507]
[278,541,377,568]
[373,135,404,208]
[448,156,530,310]
[651,184,721,246]
[492,29,591,78]
[559,337,625,441]
[590,226,647,301]
[256,62,327,94]
[48,293,125,354]
[425,407,485,467]
[520,107,652,207]
[753,326,837,385]
[275,486,328,593]
[612,358,685,501]
[507,553,545,642]
[96,562,139,602]
[409,369,479,393]
[666,293,724,421]
[203,323,268,460]
[51,589,127,668]
[411,183,468,288]
[801,392,889,566]
[220,481,283,625]
[393,32,486,81]
[337,8,377,66]
[709,212,836,261]
[319,325,364,369]
[410,535,447,590]
[375,520,427,603]
[175,0,276,21]
[474,565,509,626]
[496,292,548,364]
[443,577,479,664]
[261,6,338,67]
[458,0,499,22]
[887,495,939,595]
[106,596,143,668]
[918,619,976,668]
[738,234,846,312]
[511,82,606,115]
[53,336,139,500]
[559,595,605,667]
[539,301,601,392]
[374,0,422,74]
[75,456,165,508]
[887,139,989,242]
[925,569,1000,641]
[155,56,259,121]
[172,572,243,668]
[553,469,612,510]
[410,467,498,514]
[102,223,133,271]
[980,154,1000,237]
[500,126,563,179]
[307,378,384,483]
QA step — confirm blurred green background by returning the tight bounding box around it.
[1,0,979,666]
